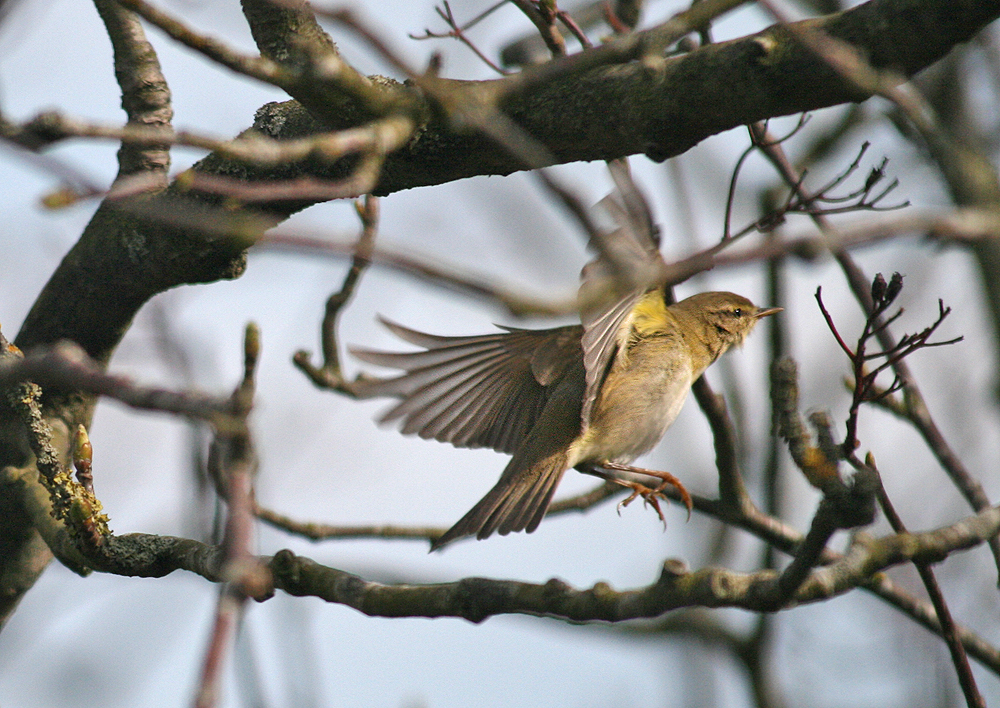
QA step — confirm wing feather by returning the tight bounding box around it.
[402,354,524,443]
[351,320,583,454]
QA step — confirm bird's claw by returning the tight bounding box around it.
[615,480,668,528]
[604,462,693,523]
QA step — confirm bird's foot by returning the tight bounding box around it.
[615,480,669,528]
[601,462,693,522]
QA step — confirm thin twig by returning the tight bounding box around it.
[0,342,235,425]
[293,196,380,395]
[8,111,414,169]
[863,453,985,708]
[114,0,293,89]
[195,324,267,708]
[268,503,1000,624]
[255,481,625,543]
[692,377,753,515]
[411,2,511,75]
[748,117,1000,581]
[260,231,575,319]
[509,0,567,58]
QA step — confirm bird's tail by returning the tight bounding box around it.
[430,450,568,551]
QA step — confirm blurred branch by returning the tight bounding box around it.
[194,324,268,708]
[255,481,624,542]
[692,377,754,515]
[255,508,445,542]
[746,181,794,708]
[241,0,338,64]
[327,8,564,173]
[264,204,1000,328]
[3,110,415,173]
[0,341,238,426]
[867,569,1000,673]
[94,0,1000,200]
[509,0,567,58]
[293,196,379,394]
[863,453,985,708]
[663,207,1000,286]
[260,231,576,319]
[120,0,412,123]
[499,0,641,68]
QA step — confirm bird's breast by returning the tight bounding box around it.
[573,334,694,465]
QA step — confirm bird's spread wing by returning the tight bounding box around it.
[578,160,665,426]
[430,360,587,549]
[351,318,584,454]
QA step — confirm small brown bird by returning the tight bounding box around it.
[352,163,780,549]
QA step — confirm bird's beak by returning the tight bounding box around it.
[755,307,783,319]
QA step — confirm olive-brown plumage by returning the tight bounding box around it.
[352,291,779,549]
[351,162,779,549]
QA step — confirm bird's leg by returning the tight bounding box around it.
[577,463,692,526]
[605,462,693,522]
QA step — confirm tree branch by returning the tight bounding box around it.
[92,0,172,183]
[269,503,1000,626]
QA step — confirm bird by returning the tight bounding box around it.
[351,164,780,550]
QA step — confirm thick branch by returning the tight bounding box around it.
[60,502,999,668]
[92,0,172,182]
[270,504,1000,624]
[295,0,1000,194]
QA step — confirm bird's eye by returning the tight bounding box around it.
[733,308,742,317]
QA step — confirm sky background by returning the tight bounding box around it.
[1,1,999,706]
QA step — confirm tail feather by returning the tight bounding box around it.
[497,464,563,536]
[430,452,568,551]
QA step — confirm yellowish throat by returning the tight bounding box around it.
[352,164,780,549]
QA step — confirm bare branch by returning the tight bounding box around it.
[0,341,236,425]
[195,324,267,708]
[256,481,624,543]
[259,231,575,319]
[293,196,380,395]
[744,113,1000,580]
[862,453,986,708]
[93,0,172,184]
[410,2,512,75]
[269,503,1000,623]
